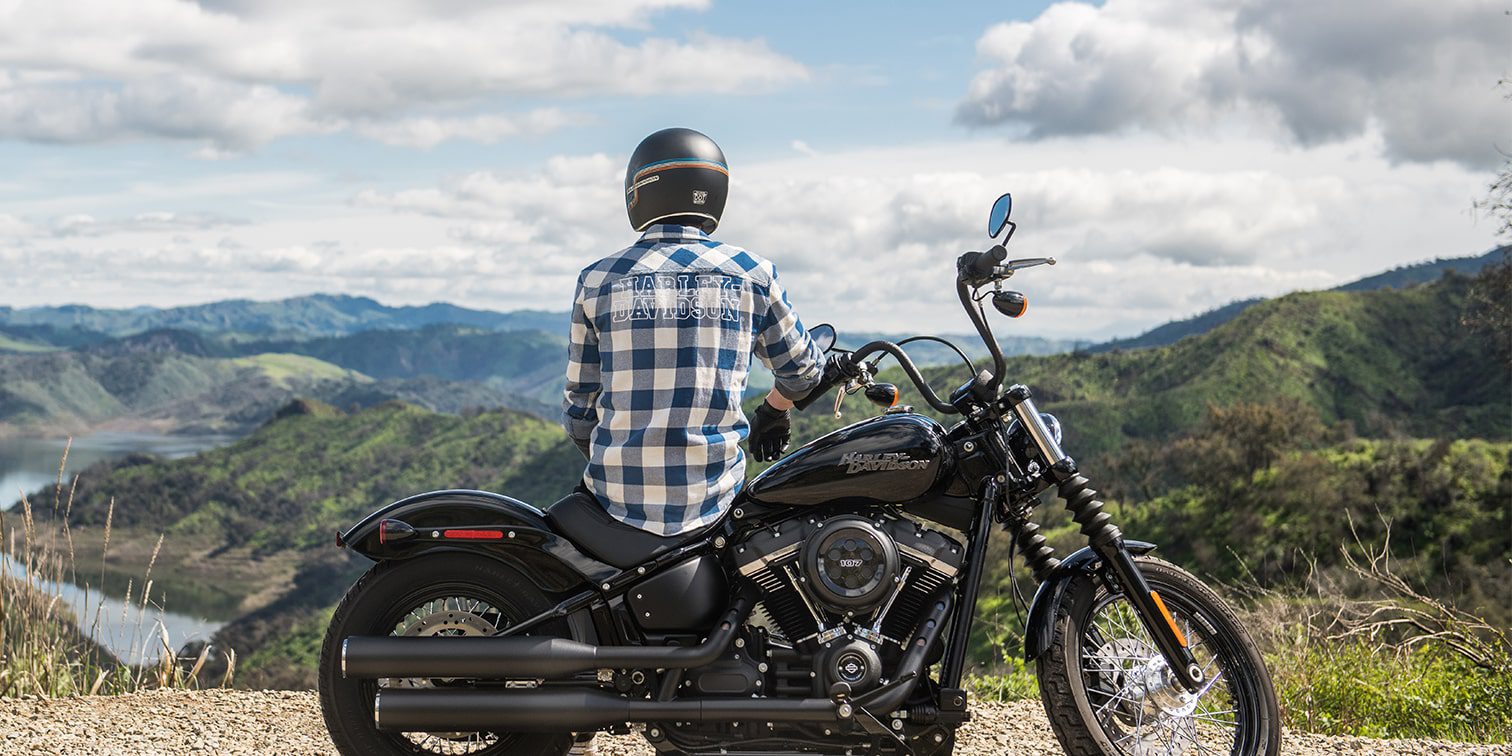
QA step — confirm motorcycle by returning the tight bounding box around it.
[318,193,1281,756]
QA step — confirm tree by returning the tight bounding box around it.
[1462,251,1512,370]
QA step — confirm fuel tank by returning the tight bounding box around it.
[744,412,954,508]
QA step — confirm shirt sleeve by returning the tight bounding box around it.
[561,276,601,442]
[753,266,825,401]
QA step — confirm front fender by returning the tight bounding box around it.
[337,489,616,593]
[1023,540,1156,662]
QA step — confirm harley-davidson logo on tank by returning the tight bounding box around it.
[839,451,930,474]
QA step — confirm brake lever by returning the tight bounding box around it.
[997,257,1056,274]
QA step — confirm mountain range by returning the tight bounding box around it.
[0,247,1503,440]
[0,294,566,341]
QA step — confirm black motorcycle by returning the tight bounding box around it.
[318,194,1280,756]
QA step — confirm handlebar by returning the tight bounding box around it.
[799,342,959,415]
[793,241,1049,418]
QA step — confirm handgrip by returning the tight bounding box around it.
[961,244,1008,281]
[791,355,857,411]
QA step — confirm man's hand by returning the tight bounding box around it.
[823,353,865,384]
[747,400,792,462]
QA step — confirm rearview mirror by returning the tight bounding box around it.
[809,323,837,352]
[988,193,1015,241]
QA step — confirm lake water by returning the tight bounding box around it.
[0,432,235,510]
[2,557,224,664]
[0,431,236,662]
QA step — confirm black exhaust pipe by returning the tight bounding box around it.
[368,590,955,734]
[344,591,755,680]
[375,688,841,732]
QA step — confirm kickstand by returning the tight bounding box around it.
[852,705,915,754]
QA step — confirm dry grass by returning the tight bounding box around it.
[1233,519,1512,742]
[0,441,233,697]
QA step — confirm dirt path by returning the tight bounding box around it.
[0,690,1504,755]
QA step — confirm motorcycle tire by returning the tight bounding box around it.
[318,552,575,756]
[1037,556,1281,756]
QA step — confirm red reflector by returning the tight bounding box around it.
[443,529,504,540]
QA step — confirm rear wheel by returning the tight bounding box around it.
[318,553,574,756]
[1037,557,1280,755]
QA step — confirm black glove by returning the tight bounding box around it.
[572,436,592,460]
[747,400,792,462]
[823,353,866,383]
[794,354,867,411]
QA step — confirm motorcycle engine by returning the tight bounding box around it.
[733,511,963,696]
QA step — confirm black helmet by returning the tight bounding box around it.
[625,127,728,233]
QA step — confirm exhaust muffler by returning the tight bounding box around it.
[344,591,754,680]
[375,688,840,732]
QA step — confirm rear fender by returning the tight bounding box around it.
[1023,540,1156,662]
[337,489,616,593]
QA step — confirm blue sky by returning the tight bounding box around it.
[1,0,1507,338]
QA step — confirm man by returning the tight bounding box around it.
[561,127,844,537]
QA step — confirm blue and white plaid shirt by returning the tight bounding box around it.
[562,224,824,535]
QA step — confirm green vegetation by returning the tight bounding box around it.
[1089,247,1505,353]
[0,333,60,354]
[46,401,585,688]
[0,452,233,696]
[229,353,366,386]
[0,334,554,436]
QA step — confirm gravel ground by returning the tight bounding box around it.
[0,690,1506,755]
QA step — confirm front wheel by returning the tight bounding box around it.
[1037,556,1280,756]
[317,552,575,756]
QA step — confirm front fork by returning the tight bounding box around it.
[1005,386,1204,693]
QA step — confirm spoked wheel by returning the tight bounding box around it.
[318,553,574,756]
[1038,556,1280,756]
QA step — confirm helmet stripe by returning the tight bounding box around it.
[631,158,729,182]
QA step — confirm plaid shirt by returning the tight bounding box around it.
[562,224,824,535]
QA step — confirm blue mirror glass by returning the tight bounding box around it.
[988,193,1013,239]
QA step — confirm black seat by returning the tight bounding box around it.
[545,489,722,570]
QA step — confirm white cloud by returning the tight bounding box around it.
[791,140,821,158]
[7,134,1479,339]
[957,0,1509,168]
[0,214,34,239]
[0,0,805,150]
[353,109,583,149]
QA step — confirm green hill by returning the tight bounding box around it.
[241,324,568,406]
[794,273,1508,461]
[1088,247,1507,353]
[0,323,570,435]
[0,345,552,437]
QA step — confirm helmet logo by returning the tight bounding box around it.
[691,189,708,205]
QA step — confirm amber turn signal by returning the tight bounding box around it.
[864,383,900,409]
[991,290,1028,318]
